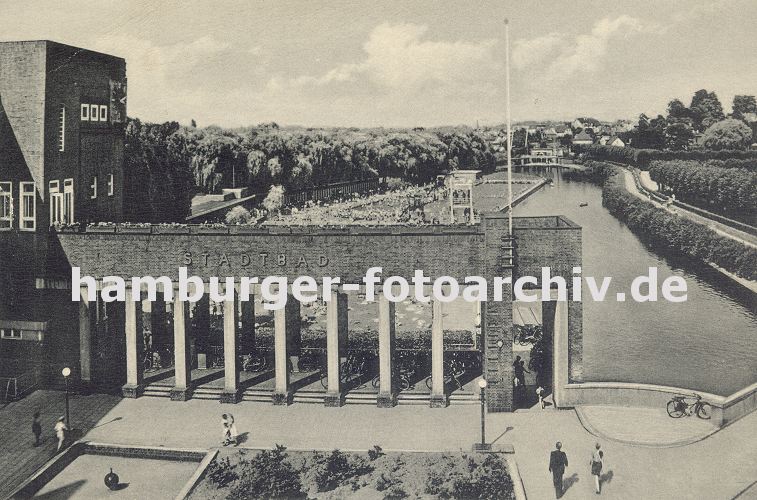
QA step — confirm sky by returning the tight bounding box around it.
[2,0,756,128]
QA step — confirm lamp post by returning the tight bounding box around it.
[474,378,492,451]
[61,367,71,426]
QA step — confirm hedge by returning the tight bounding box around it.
[598,163,757,281]
[648,160,757,220]
[580,144,757,170]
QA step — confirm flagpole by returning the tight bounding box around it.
[505,18,513,235]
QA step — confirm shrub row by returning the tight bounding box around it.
[599,164,757,281]
[580,144,757,170]
[648,160,757,218]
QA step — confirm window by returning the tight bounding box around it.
[81,103,90,121]
[99,105,108,122]
[49,180,63,225]
[20,182,35,231]
[90,176,97,199]
[0,182,12,229]
[108,173,114,196]
[0,328,21,340]
[63,179,74,224]
[89,104,99,122]
[58,105,66,152]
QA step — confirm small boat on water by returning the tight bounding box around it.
[579,202,588,207]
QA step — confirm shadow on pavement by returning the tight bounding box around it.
[31,479,86,499]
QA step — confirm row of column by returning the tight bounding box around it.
[111,286,449,406]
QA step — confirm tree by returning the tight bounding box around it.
[664,121,695,150]
[667,99,690,120]
[263,185,285,213]
[702,118,753,150]
[731,95,757,121]
[690,89,725,131]
[225,205,254,224]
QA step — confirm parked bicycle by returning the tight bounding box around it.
[424,357,465,391]
[241,350,268,372]
[320,352,369,389]
[142,347,173,371]
[666,393,711,419]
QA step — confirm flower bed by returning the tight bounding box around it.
[191,446,515,499]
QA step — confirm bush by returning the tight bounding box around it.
[368,445,384,461]
[205,456,238,488]
[225,205,254,224]
[309,449,373,492]
[230,445,304,499]
[581,144,757,170]
[263,185,285,213]
[702,119,754,150]
[451,454,514,499]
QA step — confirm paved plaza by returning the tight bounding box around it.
[3,391,754,499]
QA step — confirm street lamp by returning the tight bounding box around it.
[61,367,71,426]
[474,378,492,451]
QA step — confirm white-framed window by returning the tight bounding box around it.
[90,176,97,199]
[0,182,12,230]
[108,173,114,196]
[89,104,99,122]
[49,180,63,225]
[0,328,21,340]
[99,105,108,122]
[20,182,35,231]
[81,103,90,121]
[63,178,74,224]
[58,104,66,152]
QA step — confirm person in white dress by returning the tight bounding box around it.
[54,417,68,452]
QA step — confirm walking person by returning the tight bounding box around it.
[221,413,238,446]
[54,416,68,452]
[32,411,42,447]
[536,386,545,409]
[590,443,604,494]
[549,441,569,498]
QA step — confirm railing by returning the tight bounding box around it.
[0,370,37,402]
[283,178,382,206]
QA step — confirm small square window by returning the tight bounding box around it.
[0,328,21,339]
[99,105,108,122]
[80,104,90,121]
[90,104,99,121]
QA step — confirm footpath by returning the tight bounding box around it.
[3,392,755,499]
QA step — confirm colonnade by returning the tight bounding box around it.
[82,285,450,407]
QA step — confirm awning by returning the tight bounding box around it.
[513,306,541,327]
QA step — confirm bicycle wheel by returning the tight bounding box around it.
[666,400,685,418]
[399,376,411,391]
[371,375,380,389]
[425,376,433,391]
[320,372,329,389]
[250,356,266,372]
[696,402,711,420]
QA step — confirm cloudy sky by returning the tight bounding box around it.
[2,0,755,127]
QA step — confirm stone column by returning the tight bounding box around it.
[221,291,240,403]
[78,287,96,385]
[377,295,396,407]
[325,290,345,406]
[171,298,192,401]
[273,305,291,404]
[430,299,447,407]
[122,288,144,398]
[337,291,348,361]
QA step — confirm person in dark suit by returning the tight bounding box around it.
[549,441,569,498]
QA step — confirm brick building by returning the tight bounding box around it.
[0,41,126,389]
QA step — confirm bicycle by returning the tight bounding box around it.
[241,350,268,372]
[320,352,369,389]
[666,393,711,419]
[424,358,465,391]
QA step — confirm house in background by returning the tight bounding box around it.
[572,130,594,146]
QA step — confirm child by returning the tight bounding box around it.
[32,411,42,447]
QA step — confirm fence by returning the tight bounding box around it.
[283,178,382,206]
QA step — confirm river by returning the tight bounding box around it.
[513,169,757,396]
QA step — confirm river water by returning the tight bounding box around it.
[513,169,757,396]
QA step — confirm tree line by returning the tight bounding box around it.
[578,144,757,170]
[626,91,755,150]
[123,120,495,222]
[648,161,757,220]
